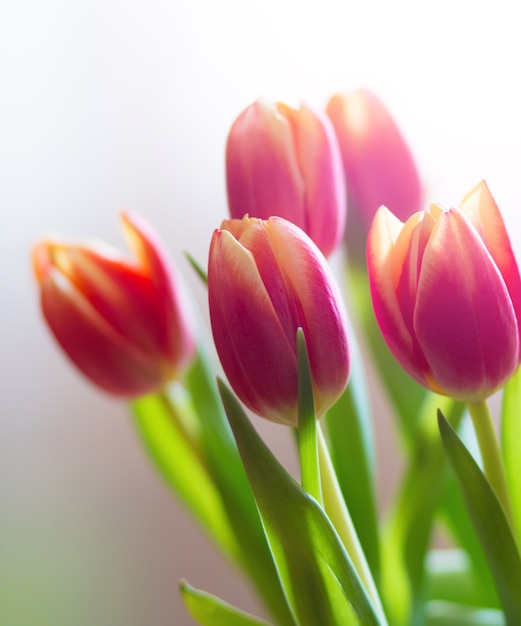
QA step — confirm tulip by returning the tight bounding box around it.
[208,215,350,425]
[367,181,521,402]
[225,99,346,258]
[33,211,195,397]
[326,89,422,244]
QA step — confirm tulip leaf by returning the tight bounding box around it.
[296,328,321,504]
[424,601,505,626]
[180,580,273,626]
[325,326,379,585]
[185,250,208,285]
[131,391,238,560]
[438,410,521,623]
[501,366,521,546]
[186,349,295,626]
[218,378,385,626]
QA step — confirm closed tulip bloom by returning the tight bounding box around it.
[327,89,422,232]
[367,181,521,402]
[33,212,195,397]
[208,216,350,425]
[225,99,346,258]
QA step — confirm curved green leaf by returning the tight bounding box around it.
[186,350,295,626]
[438,410,521,624]
[218,379,386,626]
[180,580,272,626]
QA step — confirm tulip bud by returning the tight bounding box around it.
[367,181,521,402]
[326,89,422,256]
[225,99,346,258]
[33,212,195,397]
[208,215,350,425]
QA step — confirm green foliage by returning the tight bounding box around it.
[180,581,273,626]
[218,379,385,626]
[438,411,521,624]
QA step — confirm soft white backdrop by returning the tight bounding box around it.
[2,1,521,624]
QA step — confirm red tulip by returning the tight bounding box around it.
[33,212,195,397]
[226,99,346,258]
[327,89,422,233]
[367,181,521,402]
[208,215,350,425]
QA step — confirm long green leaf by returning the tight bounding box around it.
[186,350,295,626]
[501,367,521,546]
[180,581,273,626]
[325,326,379,585]
[218,379,385,626]
[438,410,521,624]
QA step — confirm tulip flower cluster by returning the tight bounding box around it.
[32,88,521,626]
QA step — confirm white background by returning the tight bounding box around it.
[2,1,521,624]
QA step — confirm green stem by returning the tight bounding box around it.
[157,387,208,469]
[317,423,385,622]
[467,399,514,527]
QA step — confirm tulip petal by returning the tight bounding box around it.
[39,270,170,396]
[459,181,521,356]
[367,206,431,386]
[226,100,306,226]
[121,211,195,368]
[265,218,350,414]
[280,102,346,257]
[414,210,519,401]
[208,229,298,424]
[327,89,422,226]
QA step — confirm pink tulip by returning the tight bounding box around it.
[327,89,422,232]
[208,215,350,425]
[33,212,195,397]
[225,99,346,258]
[367,181,521,402]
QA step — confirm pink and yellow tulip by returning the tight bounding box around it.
[327,89,422,233]
[225,99,346,258]
[208,215,350,425]
[33,212,195,397]
[367,181,521,402]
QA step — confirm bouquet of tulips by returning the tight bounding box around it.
[32,89,521,626]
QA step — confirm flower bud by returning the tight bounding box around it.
[208,216,350,425]
[327,89,422,247]
[367,181,521,402]
[33,212,195,397]
[225,99,346,258]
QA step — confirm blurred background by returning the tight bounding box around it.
[2,0,521,624]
